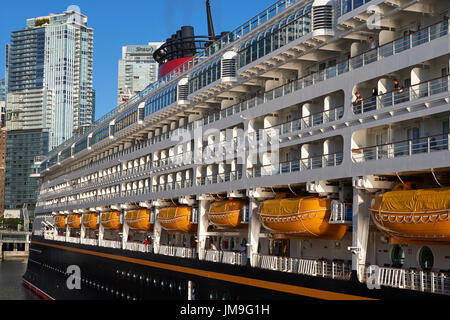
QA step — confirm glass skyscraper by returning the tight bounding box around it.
[4,9,94,214]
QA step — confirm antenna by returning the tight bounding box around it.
[206,0,215,41]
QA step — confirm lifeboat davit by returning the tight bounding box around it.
[54,215,66,229]
[67,214,81,229]
[101,211,122,230]
[158,206,197,233]
[82,213,99,230]
[258,197,348,240]
[371,187,450,245]
[208,200,248,229]
[125,209,153,231]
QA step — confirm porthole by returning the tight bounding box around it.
[418,246,434,270]
[169,280,176,295]
[391,245,405,267]
[153,276,160,288]
[161,278,167,291]
[209,289,218,300]
[178,282,187,296]
[222,292,231,300]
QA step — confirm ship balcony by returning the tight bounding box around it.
[248,152,343,178]
[352,133,450,163]
[362,265,450,297]
[352,74,450,115]
[158,245,197,259]
[152,179,194,193]
[204,250,247,266]
[124,242,151,253]
[253,254,352,280]
[254,105,345,142]
[196,170,243,186]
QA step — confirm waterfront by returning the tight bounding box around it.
[0,260,39,300]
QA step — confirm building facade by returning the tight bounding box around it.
[117,43,163,104]
[4,10,94,215]
[6,10,94,150]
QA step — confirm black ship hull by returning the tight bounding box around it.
[23,236,449,301]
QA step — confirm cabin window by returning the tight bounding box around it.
[418,246,434,270]
[391,245,405,268]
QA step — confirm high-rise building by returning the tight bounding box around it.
[4,9,94,214]
[0,79,5,102]
[117,43,163,104]
[0,128,7,217]
[0,79,5,127]
[6,10,94,150]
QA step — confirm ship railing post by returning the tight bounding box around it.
[80,222,86,245]
[351,180,373,283]
[197,197,210,261]
[248,198,261,268]
[122,214,129,251]
[153,207,161,255]
[98,221,104,247]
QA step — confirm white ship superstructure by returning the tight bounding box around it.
[32,0,450,297]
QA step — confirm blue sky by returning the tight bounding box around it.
[0,0,276,121]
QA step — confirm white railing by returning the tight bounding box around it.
[159,245,196,258]
[253,254,352,280]
[205,250,223,263]
[125,242,152,253]
[83,238,98,246]
[365,266,450,296]
[102,240,121,249]
[66,237,81,244]
[248,152,343,178]
[352,133,450,163]
[205,250,247,266]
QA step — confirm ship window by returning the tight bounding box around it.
[391,245,405,267]
[209,288,218,300]
[418,246,434,270]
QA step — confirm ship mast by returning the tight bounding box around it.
[206,0,215,41]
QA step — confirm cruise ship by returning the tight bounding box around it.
[23,0,450,300]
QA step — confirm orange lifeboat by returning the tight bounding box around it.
[82,213,99,230]
[54,215,66,229]
[101,211,122,230]
[371,187,450,245]
[67,214,81,229]
[258,197,349,240]
[158,206,197,233]
[125,209,153,231]
[208,200,248,229]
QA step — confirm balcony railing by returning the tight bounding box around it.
[159,245,196,259]
[253,254,352,280]
[205,250,247,266]
[125,242,152,253]
[197,170,243,186]
[248,152,343,178]
[352,133,450,163]
[260,105,345,140]
[364,266,450,296]
[353,75,450,115]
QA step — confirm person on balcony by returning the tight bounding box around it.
[393,79,402,91]
[209,241,218,251]
[368,36,377,50]
[353,91,363,113]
